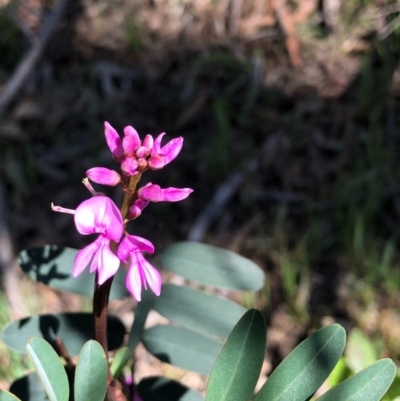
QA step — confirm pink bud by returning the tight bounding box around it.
[121,157,139,176]
[143,134,154,150]
[159,187,193,202]
[86,167,121,186]
[104,122,124,161]
[138,184,162,202]
[138,184,193,202]
[135,146,151,158]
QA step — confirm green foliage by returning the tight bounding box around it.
[206,309,266,401]
[2,312,125,355]
[74,341,107,401]
[2,241,396,401]
[141,241,265,375]
[153,284,247,338]
[327,328,400,401]
[26,337,69,401]
[142,325,224,375]
[317,359,396,401]
[208,313,395,401]
[345,329,379,373]
[158,241,265,291]
[255,325,345,401]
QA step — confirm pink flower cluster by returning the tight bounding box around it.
[53,122,193,301]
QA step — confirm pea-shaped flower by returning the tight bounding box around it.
[117,235,162,301]
[72,196,123,284]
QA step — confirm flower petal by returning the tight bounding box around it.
[101,198,124,242]
[74,198,100,235]
[104,122,124,161]
[135,146,151,158]
[142,134,154,150]
[148,155,166,170]
[121,157,138,175]
[73,239,100,277]
[138,184,161,202]
[128,199,150,219]
[86,167,121,186]
[161,137,183,165]
[151,133,166,156]
[137,254,162,296]
[74,197,123,242]
[97,241,121,284]
[123,126,141,154]
[126,260,142,301]
[160,187,193,202]
[118,234,154,262]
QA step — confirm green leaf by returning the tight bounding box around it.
[327,357,352,388]
[127,289,155,353]
[138,377,204,401]
[74,340,107,401]
[254,324,346,401]
[9,372,48,401]
[154,284,247,338]
[158,242,264,291]
[0,390,22,401]
[110,346,130,379]
[19,246,129,300]
[345,329,378,372]
[382,373,400,401]
[316,359,396,401]
[142,325,224,375]
[206,309,266,401]
[26,337,69,401]
[2,313,125,355]
[111,290,156,379]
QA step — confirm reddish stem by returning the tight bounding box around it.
[93,273,114,361]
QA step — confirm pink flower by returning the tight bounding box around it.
[148,133,183,170]
[73,197,123,284]
[138,183,193,202]
[86,167,121,186]
[117,235,162,301]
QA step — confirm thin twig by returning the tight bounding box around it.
[54,337,74,370]
[0,0,69,113]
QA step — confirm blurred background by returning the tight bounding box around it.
[1,0,400,391]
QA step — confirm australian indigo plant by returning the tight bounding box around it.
[52,122,193,398]
[0,122,398,401]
